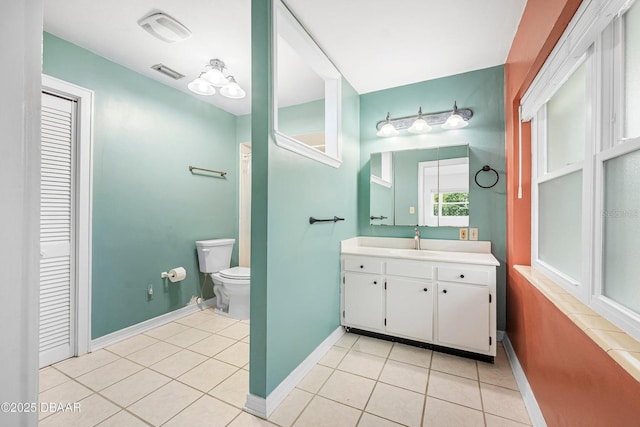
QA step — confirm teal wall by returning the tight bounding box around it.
[358,66,507,329]
[250,0,360,397]
[43,33,239,339]
[278,99,324,136]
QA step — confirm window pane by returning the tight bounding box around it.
[547,63,586,172]
[603,149,640,313]
[539,171,582,282]
[625,1,640,138]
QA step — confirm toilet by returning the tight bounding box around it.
[195,238,250,320]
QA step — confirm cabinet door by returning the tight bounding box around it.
[343,272,384,331]
[436,282,490,353]
[386,278,433,341]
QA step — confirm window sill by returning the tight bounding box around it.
[514,265,640,382]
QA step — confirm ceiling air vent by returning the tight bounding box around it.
[151,64,185,80]
[138,11,192,43]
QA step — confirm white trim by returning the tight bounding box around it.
[502,334,548,427]
[535,162,584,184]
[370,175,392,188]
[244,326,345,418]
[520,0,631,121]
[91,298,216,351]
[42,74,94,358]
[272,0,343,168]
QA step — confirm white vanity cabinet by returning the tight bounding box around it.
[341,245,498,358]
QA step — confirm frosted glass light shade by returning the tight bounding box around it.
[188,75,215,95]
[220,77,246,99]
[203,68,228,87]
[377,122,399,137]
[442,113,468,130]
[408,118,431,134]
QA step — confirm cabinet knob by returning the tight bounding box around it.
[373,281,377,285]
[360,265,364,269]
[443,289,448,294]
[423,288,428,292]
[459,274,465,279]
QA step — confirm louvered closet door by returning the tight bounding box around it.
[40,92,76,367]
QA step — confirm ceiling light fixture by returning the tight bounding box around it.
[376,113,399,137]
[407,107,432,134]
[442,101,469,130]
[375,103,472,137]
[188,59,246,99]
[138,12,192,43]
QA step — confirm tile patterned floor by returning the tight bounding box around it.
[39,308,531,426]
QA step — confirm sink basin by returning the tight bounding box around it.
[388,248,438,257]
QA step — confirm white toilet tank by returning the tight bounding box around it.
[195,239,235,273]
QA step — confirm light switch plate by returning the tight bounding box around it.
[469,228,478,241]
[459,228,468,240]
[409,206,415,214]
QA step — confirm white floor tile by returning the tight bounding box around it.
[209,369,249,408]
[431,352,478,380]
[39,393,119,427]
[164,327,212,348]
[268,388,314,427]
[293,396,361,427]
[423,397,485,427]
[480,383,531,425]
[150,349,207,378]
[100,369,171,407]
[38,381,93,420]
[351,336,393,358]
[53,350,120,378]
[218,322,251,340]
[128,380,202,426]
[39,367,70,393]
[193,315,238,333]
[214,341,250,367]
[105,334,158,357]
[296,364,333,394]
[318,346,349,368]
[188,334,237,357]
[318,370,376,410]
[388,343,432,368]
[96,410,150,427]
[335,333,359,349]
[358,412,404,426]
[126,341,182,367]
[427,370,482,410]
[75,358,143,391]
[163,395,241,427]
[178,358,239,392]
[365,382,425,427]
[228,411,279,426]
[338,350,386,380]
[485,413,532,426]
[378,359,428,393]
[143,322,190,340]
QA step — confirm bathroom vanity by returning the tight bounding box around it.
[340,237,499,360]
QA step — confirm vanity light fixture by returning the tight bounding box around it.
[442,101,469,130]
[188,58,246,99]
[407,107,432,134]
[375,103,473,137]
[376,113,400,137]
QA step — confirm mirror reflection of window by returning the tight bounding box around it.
[418,157,469,227]
[276,35,326,152]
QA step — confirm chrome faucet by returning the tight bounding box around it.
[414,227,421,250]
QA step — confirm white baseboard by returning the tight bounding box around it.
[244,326,345,419]
[502,333,547,427]
[91,298,216,351]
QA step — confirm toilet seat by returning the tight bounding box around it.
[219,266,250,280]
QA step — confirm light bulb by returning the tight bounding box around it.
[408,108,431,134]
[442,101,468,129]
[188,74,215,95]
[220,76,246,99]
[377,122,399,137]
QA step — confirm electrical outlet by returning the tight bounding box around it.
[459,228,468,240]
[469,227,478,241]
[409,206,415,214]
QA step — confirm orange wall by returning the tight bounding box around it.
[505,0,640,425]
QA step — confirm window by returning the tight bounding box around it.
[524,0,640,340]
[432,191,469,227]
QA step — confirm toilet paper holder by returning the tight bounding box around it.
[161,267,187,283]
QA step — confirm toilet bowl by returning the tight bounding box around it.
[211,266,250,320]
[195,239,251,320]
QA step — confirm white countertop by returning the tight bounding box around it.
[341,237,500,266]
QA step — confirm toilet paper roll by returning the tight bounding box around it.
[168,267,186,282]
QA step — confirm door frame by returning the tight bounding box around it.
[42,74,94,356]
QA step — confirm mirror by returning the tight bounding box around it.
[370,145,469,227]
[273,0,343,168]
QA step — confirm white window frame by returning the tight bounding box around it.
[523,0,640,340]
[431,189,469,227]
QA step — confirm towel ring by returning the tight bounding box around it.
[474,165,499,189]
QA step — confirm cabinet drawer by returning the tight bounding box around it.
[438,267,489,285]
[343,257,384,274]
[386,260,433,280]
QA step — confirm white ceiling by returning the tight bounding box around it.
[43,0,526,116]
